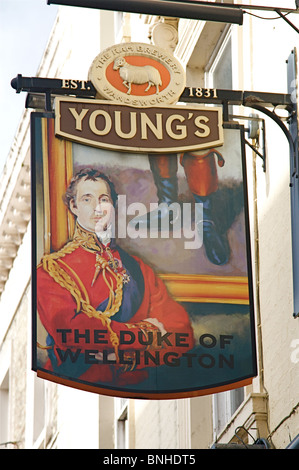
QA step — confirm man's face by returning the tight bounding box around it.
[70,177,114,233]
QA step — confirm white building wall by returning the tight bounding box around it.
[134,400,179,449]
[55,386,100,449]
[0,2,298,450]
[238,6,299,447]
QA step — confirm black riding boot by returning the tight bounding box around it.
[194,194,230,265]
[129,155,179,230]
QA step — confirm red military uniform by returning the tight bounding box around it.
[37,224,194,387]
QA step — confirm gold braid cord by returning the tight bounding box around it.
[41,229,123,362]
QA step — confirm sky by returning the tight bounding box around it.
[0,0,58,175]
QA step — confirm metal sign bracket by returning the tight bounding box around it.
[11,66,297,176]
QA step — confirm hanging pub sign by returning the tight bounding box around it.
[32,42,257,399]
[55,99,223,153]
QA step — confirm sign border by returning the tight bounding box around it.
[54,97,224,153]
[31,113,257,399]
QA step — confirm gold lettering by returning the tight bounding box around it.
[114,111,137,139]
[89,110,112,136]
[140,113,163,140]
[61,79,88,90]
[194,116,210,138]
[69,108,89,131]
[166,115,187,140]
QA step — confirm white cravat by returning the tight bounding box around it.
[96,224,113,246]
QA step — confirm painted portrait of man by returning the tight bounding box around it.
[36,167,195,390]
[32,116,256,398]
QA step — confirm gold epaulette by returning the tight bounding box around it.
[39,237,123,362]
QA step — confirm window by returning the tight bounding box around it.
[205,27,233,121]
[213,387,244,436]
[205,28,232,90]
[210,36,232,89]
[114,398,129,449]
[114,12,124,43]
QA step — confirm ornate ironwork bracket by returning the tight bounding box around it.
[180,86,296,173]
[10,74,97,111]
[11,57,298,175]
[11,67,297,176]
[274,9,299,34]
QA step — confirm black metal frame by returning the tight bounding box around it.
[11,72,296,174]
[47,0,299,33]
[47,0,299,12]
[47,0,244,25]
[11,74,296,167]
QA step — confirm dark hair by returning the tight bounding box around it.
[63,168,118,209]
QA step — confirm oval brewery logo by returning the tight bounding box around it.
[88,42,186,106]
